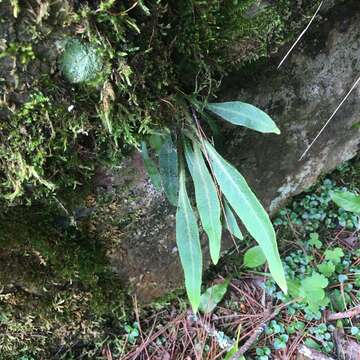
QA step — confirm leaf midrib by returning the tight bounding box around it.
[194,147,218,241]
[179,179,198,294]
[206,143,277,254]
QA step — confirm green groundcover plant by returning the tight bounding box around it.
[141,100,287,311]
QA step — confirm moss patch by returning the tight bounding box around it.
[0,207,129,359]
[0,0,323,204]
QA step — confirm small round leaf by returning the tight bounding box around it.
[243,246,266,268]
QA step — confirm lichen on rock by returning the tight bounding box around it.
[58,39,103,83]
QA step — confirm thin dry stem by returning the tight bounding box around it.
[277,1,323,69]
[299,74,360,160]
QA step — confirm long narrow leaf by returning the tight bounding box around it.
[223,200,243,241]
[184,141,222,264]
[159,134,178,206]
[176,163,202,312]
[204,141,287,293]
[206,101,280,134]
[141,142,162,190]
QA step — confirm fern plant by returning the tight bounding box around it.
[141,100,287,311]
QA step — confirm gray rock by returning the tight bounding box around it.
[222,1,360,214]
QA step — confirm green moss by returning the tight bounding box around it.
[0,285,127,359]
[0,206,129,359]
[0,42,35,65]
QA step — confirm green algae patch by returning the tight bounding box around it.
[59,39,103,84]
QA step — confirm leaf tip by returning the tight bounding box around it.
[279,279,288,295]
[274,127,281,135]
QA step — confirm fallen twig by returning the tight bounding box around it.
[229,322,267,360]
[333,327,346,360]
[133,296,150,359]
[229,298,301,360]
[298,344,336,360]
[327,305,360,321]
[188,312,234,350]
[122,313,186,360]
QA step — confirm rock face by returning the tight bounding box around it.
[222,1,360,213]
[92,1,360,302]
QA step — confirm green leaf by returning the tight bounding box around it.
[317,262,335,277]
[206,101,280,134]
[184,141,222,264]
[148,134,164,151]
[138,0,151,15]
[203,141,287,293]
[338,274,348,283]
[224,346,242,360]
[176,164,202,312]
[304,338,321,351]
[331,191,360,214]
[141,142,162,190]
[308,232,322,249]
[354,275,360,288]
[287,278,302,298]
[324,248,344,265]
[223,200,243,241]
[273,338,287,350]
[199,280,229,313]
[300,273,329,312]
[243,246,266,268]
[301,273,328,292]
[224,326,243,360]
[159,134,179,206]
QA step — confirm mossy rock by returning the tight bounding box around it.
[0,0,330,205]
[59,39,103,83]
